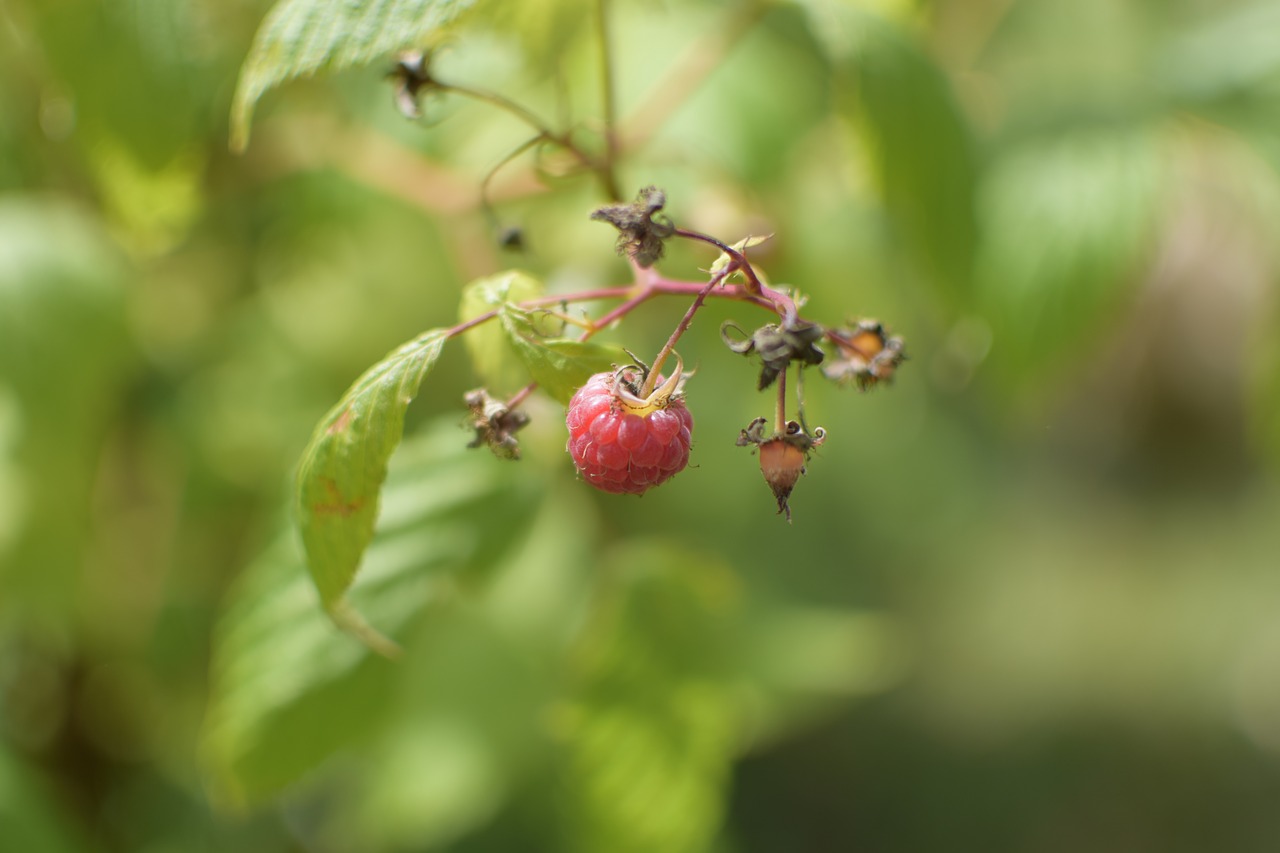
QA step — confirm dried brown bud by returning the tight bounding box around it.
[737,418,826,521]
[721,319,825,390]
[759,438,806,519]
[590,186,675,268]
[823,320,906,390]
[464,389,529,460]
[389,50,434,120]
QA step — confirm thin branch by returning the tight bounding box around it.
[436,81,558,137]
[640,271,728,396]
[774,366,788,434]
[672,227,767,293]
[585,289,657,335]
[440,80,617,199]
[596,0,621,199]
[504,382,537,410]
[480,134,547,225]
[619,2,767,151]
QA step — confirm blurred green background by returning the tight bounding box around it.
[5,0,1280,850]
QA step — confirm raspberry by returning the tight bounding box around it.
[565,367,693,495]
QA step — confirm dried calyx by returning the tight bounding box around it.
[611,355,686,417]
[823,320,906,390]
[389,50,435,120]
[737,417,826,522]
[722,319,825,390]
[590,186,675,268]
[464,388,530,460]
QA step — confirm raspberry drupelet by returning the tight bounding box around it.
[565,366,693,495]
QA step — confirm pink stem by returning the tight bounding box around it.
[639,270,729,395]
[452,262,802,406]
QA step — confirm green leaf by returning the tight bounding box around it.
[295,327,448,629]
[500,306,627,405]
[230,0,479,151]
[458,270,549,398]
[1159,0,1280,105]
[708,234,773,280]
[556,543,741,853]
[205,421,544,806]
[975,126,1165,379]
[799,4,978,299]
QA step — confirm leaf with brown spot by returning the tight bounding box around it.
[295,328,448,636]
[327,406,355,435]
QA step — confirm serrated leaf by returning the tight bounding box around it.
[459,270,549,398]
[500,306,627,405]
[295,327,448,621]
[205,421,544,806]
[230,0,479,151]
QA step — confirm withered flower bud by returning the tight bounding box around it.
[822,320,906,390]
[464,389,530,460]
[722,319,825,390]
[389,50,435,120]
[496,225,525,252]
[590,186,675,268]
[737,417,826,522]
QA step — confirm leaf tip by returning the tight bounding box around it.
[228,79,255,154]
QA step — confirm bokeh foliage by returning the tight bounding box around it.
[5,0,1280,851]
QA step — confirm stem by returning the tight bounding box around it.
[596,0,619,182]
[526,287,638,306]
[439,81,619,201]
[505,383,537,410]
[446,310,499,339]
[447,260,802,411]
[437,82,557,137]
[795,365,807,432]
[672,228,799,323]
[639,272,726,396]
[825,328,873,359]
[620,1,767,151]
[587,289,657,335]
[480,134,547,225]
[447,272,785,343]
[774,367,788,434]
[672,227,763,289]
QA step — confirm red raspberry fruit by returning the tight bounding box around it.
[565,367,693,495]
